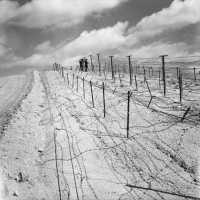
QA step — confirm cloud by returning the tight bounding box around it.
[34,41,53,53]
[127,0,200,45]
[56,21,128,58]
[16,22,128,67]
[4,0,127,29]
[0,0,18,24]
[131,42,189,58]
[2,0,200,70]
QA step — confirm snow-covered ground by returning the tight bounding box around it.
[0,69,200,200]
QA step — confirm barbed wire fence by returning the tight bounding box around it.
[50,54,200,199]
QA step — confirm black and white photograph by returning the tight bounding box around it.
[0,0,200,199]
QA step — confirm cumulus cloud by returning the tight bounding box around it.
[2,0,200,69]
[56,21,128,58]
[2,0,126,29]
[127,0,200,45]
[19,22,128,67]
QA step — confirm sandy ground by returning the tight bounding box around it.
[0,69,199,200]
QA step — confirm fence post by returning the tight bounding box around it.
[90,81,94,107]
[148,67,151,78]
[134,75,138,91]
[127,91,130,138]
[179,69,183,103]
[82,77,85,99]
[145,80,153,108]
[176,67,179,81]
[193,67,196,81]
[109,56,115,80]
[160,55,168,96]
[97,53,101,75]
[128,56,132,85]
[102,82,106,118]
[67,73,69,86]
[143,67,146,82]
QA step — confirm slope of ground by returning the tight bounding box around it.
[0,69,199,200]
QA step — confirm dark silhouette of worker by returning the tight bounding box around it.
[79,59,84,71]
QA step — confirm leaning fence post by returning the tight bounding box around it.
[102,82,106,118]
[82,77,85,99]
[145,80,153,108]
[90,81,95,108]
[127,91,130,138]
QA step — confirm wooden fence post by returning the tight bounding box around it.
[179,69,183,103]
[176,67,179,81]
[143,67,146,82]
[194,67,196,81]
[127,91,131,138]
[102,82,106,118]
[134,75,138,91]
[67,73,69,86]
[128,56,132,85]
[109,56,115,80]
[97,53,101,75]
[90,81,94,107]
[160,55,168,96]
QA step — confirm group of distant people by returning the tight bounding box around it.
[79,58,88,72]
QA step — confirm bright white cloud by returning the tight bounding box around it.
[57,21,128,57]
[127,0,200,44]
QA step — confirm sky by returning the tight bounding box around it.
[0,0,200,70]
